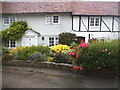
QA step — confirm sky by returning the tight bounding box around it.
[0,0,119,2]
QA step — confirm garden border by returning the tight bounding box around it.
[2,60,117,78]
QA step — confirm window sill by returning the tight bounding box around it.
[3,24,10,26]
[45,23,60,25]
[90,26,100,28]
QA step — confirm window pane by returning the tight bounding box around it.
[4,40,9,47]
[53,16,59,23]
[10,40,16,47]
[10,17,15,24]
[55,37,59,45]
[90,18,94,26]
[95,18,99,26]
[49,37,54,47]
[4,17,9,25]
[47,16,52,24]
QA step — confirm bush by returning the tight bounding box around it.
[10,45,50,60]
[69,40,119,72]
[28,52,46,61]
[53,52,72,64]
[59,32,76,46]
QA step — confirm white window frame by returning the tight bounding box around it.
[48,37,59,47]
[89,17,100,27]
[3,16,16,25]
[46,15,60,24]
[4,40,16,48]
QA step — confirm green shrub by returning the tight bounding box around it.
[53,52,72,64]
[12,45,50,60]
[59,32,76,46]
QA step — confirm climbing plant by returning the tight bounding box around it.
[1,21,28,40]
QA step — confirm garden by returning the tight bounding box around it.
[1,20,119,76]
[2,39,119,76]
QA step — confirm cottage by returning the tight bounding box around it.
[1,1,119,48]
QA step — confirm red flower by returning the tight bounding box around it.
[101,50,105,52]
[73,47,78,50]
[80,43,89,48]
[54,51,57,53]
[73,66,80,69]
[70,58,72,61]
[73,66,83,70]
[69,52,75,55]
[76,54,80,58]
[79,66,83,70]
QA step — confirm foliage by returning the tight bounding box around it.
[59,32,76,46]
[2,47,10,55]
[53,52,72,64]
[28,52,46,61]
[70,43,79,49]
[2,21,28,40]
[9,45,50,60]
[69,40,119,72]
[51,44,70,54]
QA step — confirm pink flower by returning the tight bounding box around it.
[80,43,89,48]
[79,66,83,70]
[105,49,108,51]
[101,50,105,52]
[108,52,111,55]
[73,47,78,50]
[9,54,12,56]
[69,52,75,55]
[76,54,80,58]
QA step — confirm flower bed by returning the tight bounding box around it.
[2,40,119,76]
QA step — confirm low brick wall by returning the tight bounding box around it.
[2,60,117,78]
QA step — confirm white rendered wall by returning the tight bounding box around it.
[2,13,72,46]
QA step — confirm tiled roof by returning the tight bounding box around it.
[2,2,72,13]
[71,2,118,16]
[1,1,119,16]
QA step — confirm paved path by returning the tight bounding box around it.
[2,66,118,88]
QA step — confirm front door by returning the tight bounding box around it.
[22,36,38,47]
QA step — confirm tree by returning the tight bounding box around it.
[59,32,76,46]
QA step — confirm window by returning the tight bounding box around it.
[4,40,16,48]
[3,17,16,25]
[90,17,100,27]
[46,16,60,24]
[49,37,59,47]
